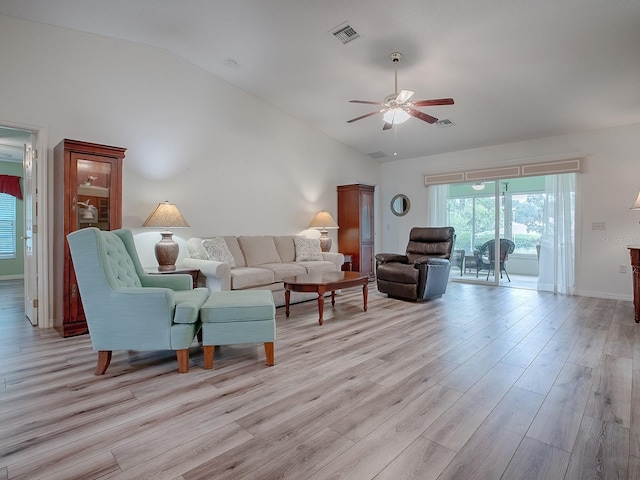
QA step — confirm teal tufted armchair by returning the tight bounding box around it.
[67,228,209,375]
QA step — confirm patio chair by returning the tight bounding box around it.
[475,238,515,281]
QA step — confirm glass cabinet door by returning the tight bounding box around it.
[361,188,374,244]
[73,155,114,231]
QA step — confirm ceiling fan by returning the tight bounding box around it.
[347,52,454,130]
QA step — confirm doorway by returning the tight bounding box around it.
[441,173,575,293]
[0,124,47,326]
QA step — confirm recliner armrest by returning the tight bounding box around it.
[413,257,450,267]
[375,253,409,264]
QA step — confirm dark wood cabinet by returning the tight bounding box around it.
[337,184,375,279]
[53,139,126,337]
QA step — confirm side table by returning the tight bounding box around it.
[464,255,477,275]
[145,266,200,289]
[341,254,353,271]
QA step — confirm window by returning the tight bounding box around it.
[0,193,17,259]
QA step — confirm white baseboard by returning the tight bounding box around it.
[573,289,633,302]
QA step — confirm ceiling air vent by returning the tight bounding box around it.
[436,118,455,128]
[435,119,455,128]
[368,151,387,159]
[331,23,360,44]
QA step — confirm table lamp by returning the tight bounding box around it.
[142,201,190,271]
[308,210,339,252]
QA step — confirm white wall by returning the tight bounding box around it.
[0,15,380,324]
[0,15,379,282]
[380,122,640,300]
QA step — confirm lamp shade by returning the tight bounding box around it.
[308,211,338,253]
[308,211,339,230]
[142,201,190,229]
[631,191,640,210]
[142,201,189,271]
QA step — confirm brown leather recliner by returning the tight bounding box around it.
[375,227,455,301]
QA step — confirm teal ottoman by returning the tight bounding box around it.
[199,290,276,369]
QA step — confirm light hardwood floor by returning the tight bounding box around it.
[1,278,639,479]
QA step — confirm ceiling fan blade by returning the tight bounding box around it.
[382,121,393,130]
[349,100,382,105]
[412,98,455,107]
[347,111,382,123]
[407,108,438,124]
[396,89,414,103]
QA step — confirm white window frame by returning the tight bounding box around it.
[0,193,17,259]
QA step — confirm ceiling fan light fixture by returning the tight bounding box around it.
[383,108,411,125]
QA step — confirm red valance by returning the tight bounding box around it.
[0,175,23,199]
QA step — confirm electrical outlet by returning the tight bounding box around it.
[592,222,606,230]
[619,265,627,274]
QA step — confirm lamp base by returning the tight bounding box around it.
[318,230,332,252]
[155,232,179,271]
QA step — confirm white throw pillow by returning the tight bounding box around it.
[202,237,236,267]
[294,236,324,261]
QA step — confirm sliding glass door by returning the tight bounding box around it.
[447,180,500,285]
[443,176,549,287]
[430,172,575,292]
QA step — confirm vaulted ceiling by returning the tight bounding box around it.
[1,0,640,162]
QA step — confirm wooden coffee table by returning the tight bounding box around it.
[283,271,368,325]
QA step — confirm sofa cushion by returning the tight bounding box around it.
[230,266,275,290]
[200,290,275,323]
[298,260,338,274]
[274,236,297,263]
[260,262,307,282]
[223,236,246,268]
[294,237,323,261]
[238,236,281,266]
[202,237,236,268]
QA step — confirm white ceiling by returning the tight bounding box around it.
[1,0,640,162]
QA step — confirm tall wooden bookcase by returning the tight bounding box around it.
[53,139,126,337]
[337,184,375,279]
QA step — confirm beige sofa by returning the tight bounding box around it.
[183,235,344,307]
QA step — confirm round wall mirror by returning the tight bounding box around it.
[390,194,411,216]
